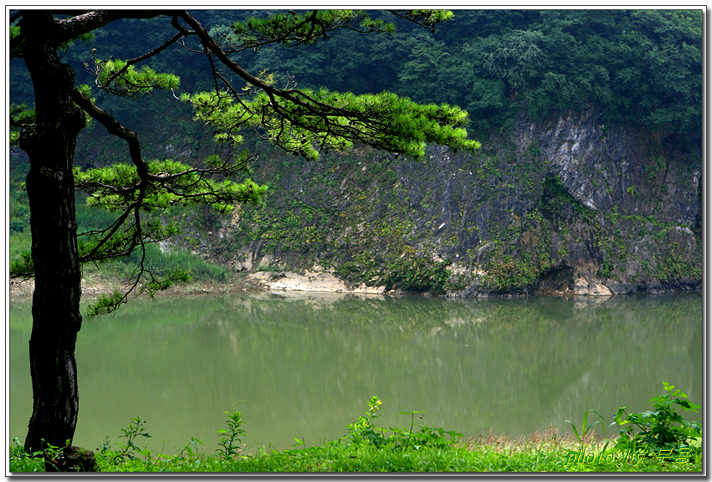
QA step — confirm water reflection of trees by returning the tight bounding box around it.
[167,291,701,437]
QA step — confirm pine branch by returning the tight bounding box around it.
[88,26,187,95]
[177,10,479,161]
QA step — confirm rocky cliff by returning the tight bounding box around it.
[202,105,701,297]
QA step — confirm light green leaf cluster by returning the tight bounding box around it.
[87,290,127,317]
[9,251,33,279]
[184,88,479,161]
[74,158,267,213]
[76,83,93,98]
[86,263,190,316]
[74,84,97,128]
[476,30,545,89]
[78,218,178,262]
[95,59,179,97]
[9,103,35,145]
[401,10,454,27]
[229,10,395,49]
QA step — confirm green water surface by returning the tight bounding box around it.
[9,291,702,454]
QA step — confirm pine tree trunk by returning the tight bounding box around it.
[18,11,86,454]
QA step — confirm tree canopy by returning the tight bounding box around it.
[11,10,702,144]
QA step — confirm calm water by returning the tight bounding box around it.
[9,291,702,454]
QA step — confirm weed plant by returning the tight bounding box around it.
[216,411,247,460]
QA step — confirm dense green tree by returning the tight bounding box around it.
[9,9,479,457]
[12,10,700,152]
[394,10,702,140]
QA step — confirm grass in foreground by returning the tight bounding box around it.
[10,385,702,473]
[9,429,701,473]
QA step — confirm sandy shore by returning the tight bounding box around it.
[9,269,388,301]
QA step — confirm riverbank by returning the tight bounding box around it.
[11,260,702,302]
[9,268,390,301]
[9,271,261,301]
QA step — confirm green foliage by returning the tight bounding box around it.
[564,409,616,452]
[179,9,480,165]
[91,417,202,469]
[483,234,554,292]
[75,194,120,228]
[151,249,228,281]
[347,396,387,447]
[77,217,176,262]
[540,175,595,220]
[225,9,453,54]
[229,10,396,48]
[184,88,479,162]
[560,381,702,471]
[9,438,44,472]
[655,255,701,282]
[10,388,704,473]
[613,382,701,455]
[87,291,127,317]
[11,10,703,144]
[402,10,701,139]
[9,103,35,126]
[344,396,463,451]
[10,145,234,290]
[216,411,247,460]
[83,242,233,316]
[471,29,546,90]
[485,256,538,291]
[382,255,453,294]
[9,251,34,279]
[112,417,153,463]
[403,10,454,26]
[90,58,180,98]
[9,103,35,145]
[74,158,266,214]
[398,33,461,103]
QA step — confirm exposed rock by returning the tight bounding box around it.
[186,106,705,297]
[573,275,614,297]
[249,270,386,294]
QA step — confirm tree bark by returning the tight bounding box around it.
[18,11,86,453]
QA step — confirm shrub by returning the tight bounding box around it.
[382,256,452,294]
[613,381,701,455]
[346,396,462,451]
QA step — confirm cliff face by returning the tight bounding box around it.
[204,106,702,296]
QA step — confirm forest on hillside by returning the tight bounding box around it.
[9,9,703,295]
[11,9,702,147]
